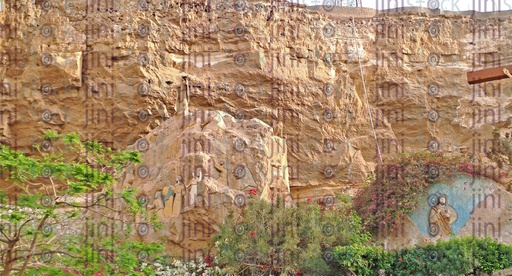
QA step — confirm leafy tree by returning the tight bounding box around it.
[0,131,162,275]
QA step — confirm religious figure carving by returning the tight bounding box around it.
[168,176,184,217]
[189,169,202,207]
[429,195,457,236]
[175,76,189,115]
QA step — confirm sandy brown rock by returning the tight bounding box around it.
[121,110,290,255]
[3,0,512,258]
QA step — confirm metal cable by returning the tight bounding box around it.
[351,16,383,163]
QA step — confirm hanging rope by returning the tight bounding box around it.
[351,17,383,163]
[186,77,190,103]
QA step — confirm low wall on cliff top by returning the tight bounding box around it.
[308,5,512,19]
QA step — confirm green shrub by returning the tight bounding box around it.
[213,195,371,275]
[472,237,512,273]
[334,237,512,276]
[333,244,393,276]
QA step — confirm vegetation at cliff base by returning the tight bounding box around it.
[212,195,371,275]
[334,237,512,276]
[0,131,160,275]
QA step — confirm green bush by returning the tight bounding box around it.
[334,237,512,276]
[333,244,393,276]
[213,195,371,275]
[473,237,512,273]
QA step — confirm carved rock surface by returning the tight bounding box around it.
[121,110,290,254]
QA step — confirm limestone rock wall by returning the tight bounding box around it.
[121,110,290,255]
[2,1,512,195]
[2,0,512,249]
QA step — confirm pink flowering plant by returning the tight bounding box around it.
[354,151,470,234]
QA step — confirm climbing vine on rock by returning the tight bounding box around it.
[354,151,496,235]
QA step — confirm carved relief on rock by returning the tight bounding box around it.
[428,194,457,237]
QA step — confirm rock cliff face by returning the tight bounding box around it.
[2,0,512,256]
[121,110,291,256]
